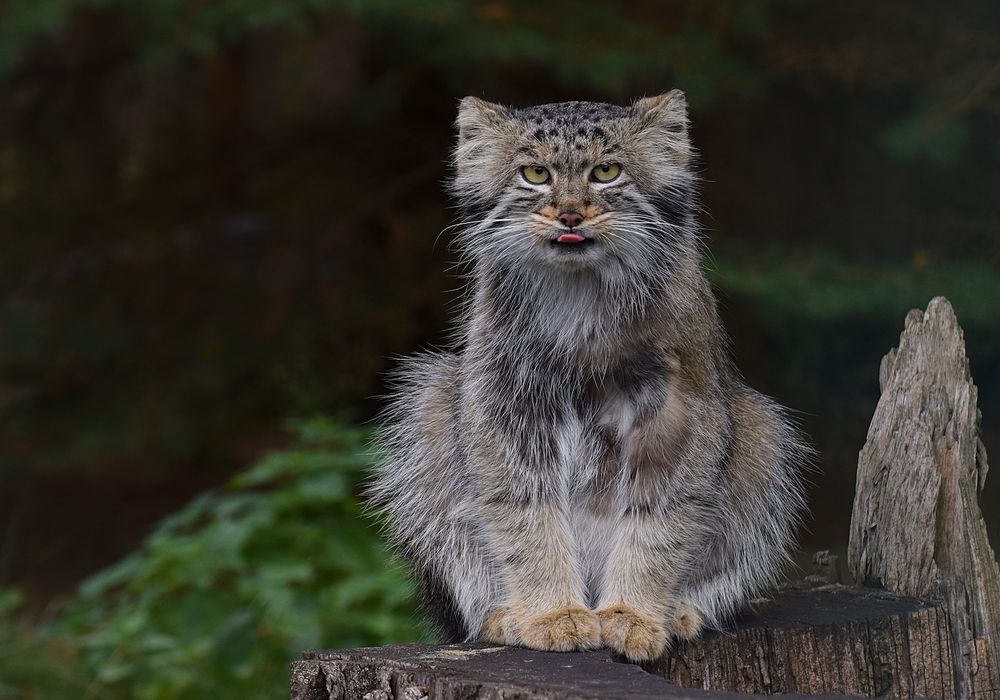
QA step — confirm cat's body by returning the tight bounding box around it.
[369,92,807,661]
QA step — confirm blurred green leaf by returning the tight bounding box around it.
[710,246,1000,327]
[0,419,421,699]
[882,107,971,165]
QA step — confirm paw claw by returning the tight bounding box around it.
[596,605,668,662]
[518,605,601,652]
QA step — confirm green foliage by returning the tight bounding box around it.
[710,246,1000,328]
[0,0,338,74]
[0,599,90,699]
[882,106,971,166]
[0,419,422,699]
[0,0,770,98]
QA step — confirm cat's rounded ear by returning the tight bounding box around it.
[456,96,511,144]
[633,90,688,137]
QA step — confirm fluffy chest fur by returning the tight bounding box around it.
[556,353,676,495]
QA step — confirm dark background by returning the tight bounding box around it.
[0,2,998,697]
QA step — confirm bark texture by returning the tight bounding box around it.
[848,297,1000,698]
[290,637,857,699]
[647,585,949,697]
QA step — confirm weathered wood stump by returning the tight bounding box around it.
[290,636,861,699]
[292,297,997,698]
[290,642,743,699]
[848,296,1000,698]
[647,583,952,697]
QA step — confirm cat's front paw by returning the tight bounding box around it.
[479,606,520,645]
[517,605,601,652]
[596,604,668,661]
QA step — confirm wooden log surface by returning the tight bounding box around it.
[647,584,951,697]
[291,642,753,700]
[291,584,940,699]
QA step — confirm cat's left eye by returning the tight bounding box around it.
[590,163,622,183]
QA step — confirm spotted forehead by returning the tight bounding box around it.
[510,101,630,157]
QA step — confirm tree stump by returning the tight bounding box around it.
[290,638,860,699]
[848,296,1000,698]
[646,583,952,697]
[292,298,997,699]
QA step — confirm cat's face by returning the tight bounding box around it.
[451,92,695,275]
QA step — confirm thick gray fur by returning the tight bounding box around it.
[368,92,808,661]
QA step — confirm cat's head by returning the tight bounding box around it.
[450,92,696,275]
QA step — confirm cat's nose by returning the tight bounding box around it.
[558,211,584,228]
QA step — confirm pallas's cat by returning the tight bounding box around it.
[369,92,807,661]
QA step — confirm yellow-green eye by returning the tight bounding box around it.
[521,165,551,185]
[591,162,621,183]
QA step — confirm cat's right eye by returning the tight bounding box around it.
[521,165,551,185]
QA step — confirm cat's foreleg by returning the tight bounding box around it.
[594,501,706,661]
[473,448,599,652]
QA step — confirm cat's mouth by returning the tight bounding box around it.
[549,232,596,248]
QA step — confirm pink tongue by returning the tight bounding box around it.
[557,233,586,244]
